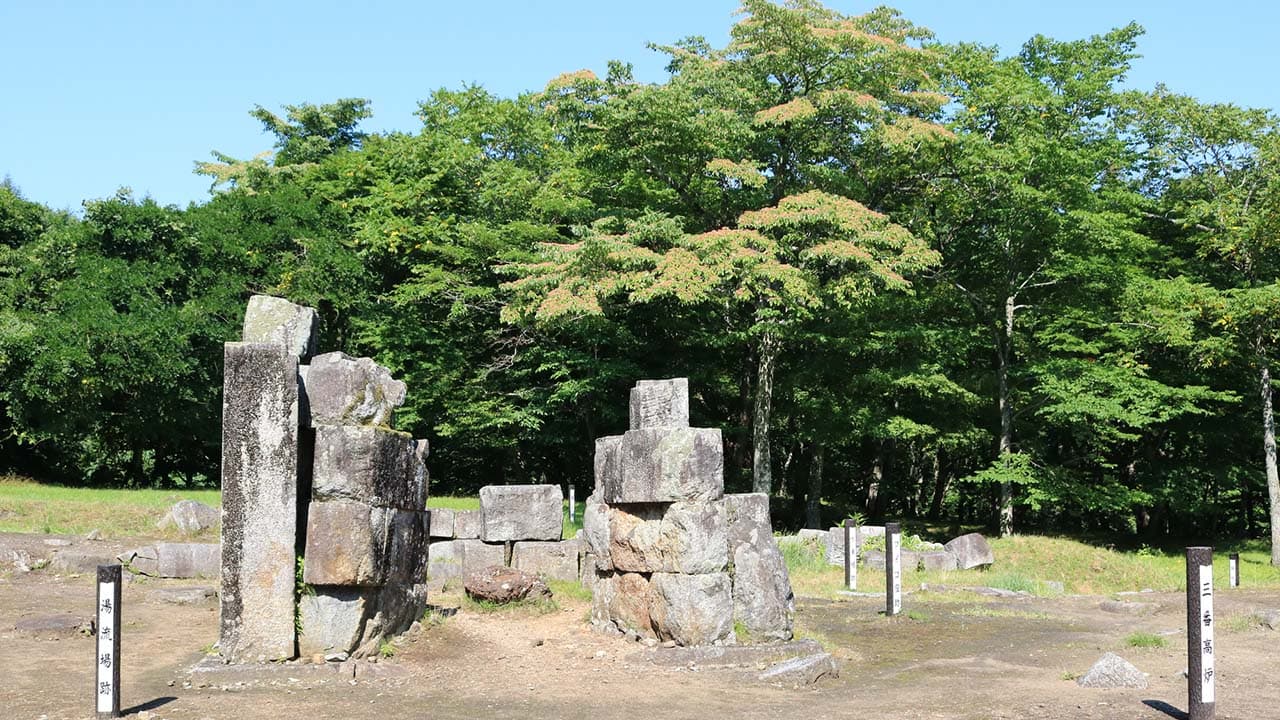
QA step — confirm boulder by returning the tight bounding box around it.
[1253,609,1280,630]
[241,294,319,360]
[724,493,794,642]
[303,351,406,427]
[311,425,426,510]
[298,587,378,656]
[608,501,728,574]
[427,540,463,582]
[1076,652,1148,689]
[479,484,562,542]
[220,341,300,662]
[464,565,550,604]
[383,510,430,586]
[918,550,958,572]
[581,494,612,570]
[593,435,623,495]
[453,509,482,539]
[428,508,455,538]
[600,427,724,504]
[156,500,220,535]
[512,540,580,582]
[825,525,885,566]
[796,528,827,543]
[629,378,689,429]
[944,533,995,569]
[649,572,734,646]
[302,500,388,586]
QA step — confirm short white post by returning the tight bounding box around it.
[885,522,902,616]
[1228,553,1240,588]
[96,564,122,718]
[569,485,576,524]
[843,519,857,591]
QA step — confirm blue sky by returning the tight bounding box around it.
[2,1,1275,211]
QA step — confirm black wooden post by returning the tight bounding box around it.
[843,519,857,591]
[1228,552,1240,588]
[95,564,122,718]
[1186,547,1215,720]
[885,522,902,616]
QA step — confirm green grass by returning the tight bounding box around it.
[782,533,1280,598]
[1125,632,1168,649]
[0,476,220,538]
[547,578,592,602]
[954,606,1051,620]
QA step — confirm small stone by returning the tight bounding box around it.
[464,565,551,604]
[156,499,221,535]
[1076,652,1148,689]
[1252,609,1280,630]
[324,651,349,663]
[312,654,325,664]
[84,529,103,541]
[757,653,839,684]
[42,538,72,547]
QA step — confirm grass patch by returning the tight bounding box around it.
[905,608,930,621]
[463,593,560,615]
[378,640,397,658]
[1125,632,1168,649]
[1219,613,1261,633]
[781,533,1280,598]
[0,476,220,538]
[546,578,592,602]
[955,606,1051,620]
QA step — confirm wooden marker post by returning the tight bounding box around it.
[843,519,857,591]
[1186,547,1215,720]
[885,522,902,616]
[569,486,576,524]
[95,564,122,718]
[1229,553,1240,588]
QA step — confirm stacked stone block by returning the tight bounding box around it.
[426,484,580,583]
[219,295,431,663]
[586,379,794,646]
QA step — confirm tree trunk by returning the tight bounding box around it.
[997,294,1015,537]
[866,446,883,522]
[752,332,780,495]
[805,446,824,529]
[928,451,949,521]
[1261,363,1280,566]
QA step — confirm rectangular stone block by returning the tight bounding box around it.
[512,540,580,582]
[428,508,455,538]
[593,435,623,495]
[312,425,425,510]
[591,571,654,639]
[480,484,563,542]
[608,501,728,574]
[302,351,406,427]
[825,525,885,566]
[427,540,462,582]
[454,509,482,539]
[157,542,220,578]
[649,572,733,646]
[582,494,612,570]
[601,427,724,504]
[384,510,430,586]
[241,294,319,360]
[298,587,377,656]
[456,539,505,575]
[219,341,299,662]
[303,500,388,586]
[629,378,689,429]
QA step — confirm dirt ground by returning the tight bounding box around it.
[2,532,1279,720]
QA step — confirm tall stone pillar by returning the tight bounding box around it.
[219,341,300,662]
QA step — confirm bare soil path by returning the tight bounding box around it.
[2,533,1278,720]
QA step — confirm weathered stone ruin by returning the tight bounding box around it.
[427,484,582,584]
[219,295,429,662]
[585,378,795,645]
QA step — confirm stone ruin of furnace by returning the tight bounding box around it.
[585,378,796,645]
[220,295,430,662]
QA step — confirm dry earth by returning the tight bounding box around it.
[2,532,1279,720]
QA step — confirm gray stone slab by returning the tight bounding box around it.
[944,532,995,569]
[241,294,319,360]
[14,614,94,638]
[512,540,580,582]
[384,510,430,586]
[629,378,689,430]
[1076,652,1148,689]
[608,501,728,574]
[593,435,623,495]
[582,494,612,570]
[156,542,219,578]
[427,508,455,538]
[757,652,839,684]
[312,425,425,510]
[302,351,406,427]
[601,427,724,504]
[50,548,117,574]
[635,638,824,668]
[220,341,299,663]
[480,484,562,542]
[453,509,482,539]
[302,500,388,586]
[649,572,733,646]
[825,525,884,566]
[455,539,505,576]
[427,540,462,582]
[918,550,958,572]
[298,587,378,656]
[150,586,217,605]
[725,493,794,642]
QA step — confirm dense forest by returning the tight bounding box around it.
[2,2,1278,558]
